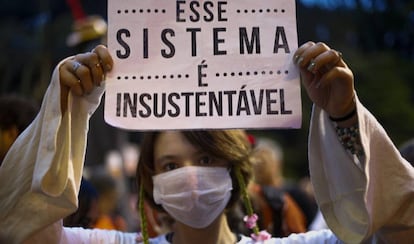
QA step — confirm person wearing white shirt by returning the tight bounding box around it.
[1,42,414,244]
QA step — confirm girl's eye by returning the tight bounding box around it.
[163,162,179,171]
[199,155,213,165]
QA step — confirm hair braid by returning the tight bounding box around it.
[139,181,149,244]
[235,165,259,236]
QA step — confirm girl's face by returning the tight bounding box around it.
[153,131,230,174]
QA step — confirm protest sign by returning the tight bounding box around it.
[105,0,301,130]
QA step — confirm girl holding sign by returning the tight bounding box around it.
[1,42,413,243]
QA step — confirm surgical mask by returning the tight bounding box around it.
[153,166,232,229]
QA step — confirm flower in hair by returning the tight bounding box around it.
[236,166,271,242]
[243,214,271,241]
[243,214,258,229]
[251,230,271,241]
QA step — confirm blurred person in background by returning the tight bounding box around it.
[89,169,128,232]
[0,94,38,165]
[63,177,99,229]
[104,147,141,232]
[247,137,307,237]
[297,176,328,231]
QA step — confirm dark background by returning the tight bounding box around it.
[1,0,413,180]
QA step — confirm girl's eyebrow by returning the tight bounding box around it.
[155,155,177,163]
[154,155,178,170]
[194,148,210,155]
[155,149,208,164]
[191,151,213,160]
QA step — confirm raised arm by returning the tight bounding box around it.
[295,41,414,243]
[0,45,113,243]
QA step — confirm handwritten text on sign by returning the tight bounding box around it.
[105,0,301,130]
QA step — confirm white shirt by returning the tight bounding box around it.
[139,229,339,244]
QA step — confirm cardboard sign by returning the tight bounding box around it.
[105,0,301,130]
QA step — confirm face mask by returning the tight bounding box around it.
[153,166,233,229]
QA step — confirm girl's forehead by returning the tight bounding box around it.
[155,131,186,145]
[154,131,198,156]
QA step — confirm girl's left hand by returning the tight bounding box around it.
[294,41,355,119]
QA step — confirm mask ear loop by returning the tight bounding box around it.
[139,180,150,244]
[234,165,260,236]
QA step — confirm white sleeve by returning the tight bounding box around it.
[238,229,341,243]
[60,227,137,244]
[279,229,340,244]
[0,58,105,243]
[308,95,414,243]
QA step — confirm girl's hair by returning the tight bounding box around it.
[136,130,253,211]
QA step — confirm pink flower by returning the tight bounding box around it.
[251,230,272,241]
[135,232,143,242]
[243,214,258,229]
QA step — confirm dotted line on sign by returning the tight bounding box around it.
[116,70,289,80]
[116,9,167,14]
[236,8,286,14]
[214,70,289,77]
[117,73,190,81]
[115,8,286,15]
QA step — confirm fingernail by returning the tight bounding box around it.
[297,57,304,65]
[307,61,316,72]
[293,55,300,63]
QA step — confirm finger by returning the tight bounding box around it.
[60,60,84,96]
[92,45,113,72]
[293,41,315,63]
[307,49,345,74]
[75,53,103,87]
[71,57,94,94]
[295,42,330,69]
[317,66,351,89]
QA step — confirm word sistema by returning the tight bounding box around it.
[115,26,291,59]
